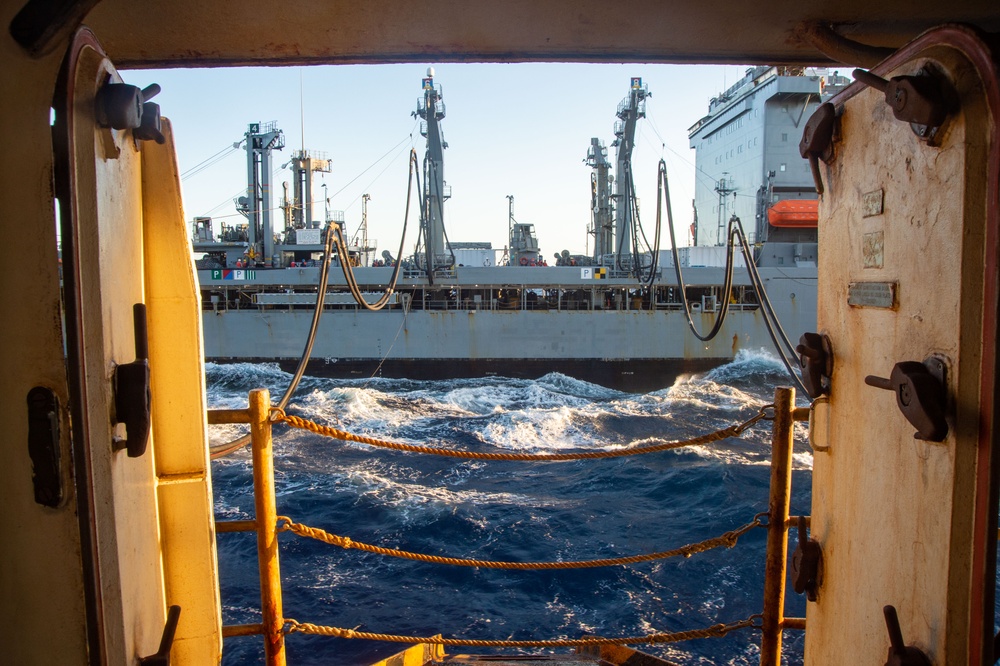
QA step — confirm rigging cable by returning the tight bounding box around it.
[180,140,242,180]
[328,127,417,201]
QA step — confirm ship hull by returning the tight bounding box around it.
[202,276,814,391]
[255,356,725,392]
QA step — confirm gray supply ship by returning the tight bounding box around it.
[194,68,845,391]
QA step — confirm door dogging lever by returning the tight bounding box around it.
[139,605,181,666]
[865,358,947,442]
[796,332,833,399]
[113,303,152,457]
[852,67,952,140]
[883,605,931,666]
[798,102,836,195]
[95,81,165,144]
[791,516,822,601]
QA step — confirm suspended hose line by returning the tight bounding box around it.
[661,160,736,343]
[331,149,418,311]
[658,160,808,395]
[208,224,335,459]
[731,222,810,395]
[209,150,422,459]
[629,161,661,286]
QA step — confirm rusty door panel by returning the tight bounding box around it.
[806,25,998,666]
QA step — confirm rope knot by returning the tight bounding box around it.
[276,516,293,532]
[269,407,287,423]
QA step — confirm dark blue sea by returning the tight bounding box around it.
[208,350,815,665]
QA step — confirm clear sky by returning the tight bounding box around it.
[124,63,748,258]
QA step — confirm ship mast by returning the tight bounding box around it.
[611,78,649,267]
[239,121,285,266]
[289,149,331,230]
[359,193,371,266]
[413,67,451,274]
[585,137,613,261]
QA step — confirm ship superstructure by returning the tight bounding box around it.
[192,73,817,391]
[688,66,849,264]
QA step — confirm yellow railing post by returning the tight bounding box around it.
[760,386,795,665]
[249,388,286,666]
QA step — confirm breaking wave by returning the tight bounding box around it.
[209,351,811,665]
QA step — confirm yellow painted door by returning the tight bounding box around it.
[55,28,220,664]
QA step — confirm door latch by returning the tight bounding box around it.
[883,605,931,666]
[790,516,822,601]
[27,386,62,507]
[865,356,948,442]
[796,332,833,399]
[113,303,152,457]
[852,67,954,142]
[798,102,836,195]
[139,605,181,666]
[95,81,165,144]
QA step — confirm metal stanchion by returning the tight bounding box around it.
[760,387,795,665]
[249,388,286,666]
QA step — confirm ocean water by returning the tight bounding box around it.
[208,350,815,665]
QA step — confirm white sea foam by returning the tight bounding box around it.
[473,405,603,452]
[303,463,566,524]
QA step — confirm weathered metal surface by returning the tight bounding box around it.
[851,67,953,131]
[206,408,251,424]
[864,359,948,442]
[882,605,932,666]
[807,25,999,665]
[576,643,682,665]
[369,641,445,666]
[796,332,833,398]
[862,189,885,218]
[861,233,885,268]
[847,281,895,308]
[799,102,837,194]
[82,1,1000,68]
